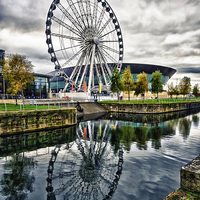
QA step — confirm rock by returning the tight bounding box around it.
[181,155,200,193]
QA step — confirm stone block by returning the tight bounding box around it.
[181,155,200,193]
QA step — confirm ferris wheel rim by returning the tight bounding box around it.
[45,0,124,92]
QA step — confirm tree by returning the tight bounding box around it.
[122,66,134,101]
[167,82,174,99]
[179,76,191,98]
[135,72,148,101]
[110,67,124,101]
[3,54,34,105]
[174,85,180,99]
[151,70,163,100]
[192,84,199,98]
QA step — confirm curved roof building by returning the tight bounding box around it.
[48,63,177,92]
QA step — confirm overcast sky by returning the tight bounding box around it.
[0,0,200,86]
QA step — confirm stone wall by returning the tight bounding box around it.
[100,102,200,114]
[181,155,200,193]
[0,108,77,135]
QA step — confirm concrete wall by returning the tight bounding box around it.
[0,108,76,135]
[0,99,23,104]
[100,102,200,114]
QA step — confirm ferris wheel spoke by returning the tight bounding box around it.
[51,16,81,37]
[94,59,102,84]
[56,3,83,33]
[99,29,116,39]
[78,1,89,28]
[101,44,119,54]
[51,33,82,42]
[54,44,82,53]
[97,18,112,36]
[101,40,119,43]
[63,51,85,91]
[97,53,108,86]
[66,0,86,29]
[88,44,96,93]
[78,49,91,89]
[97,45,112,76]
[96,6,106,31]
[93,0,98,27]
[86,0,93,27]
[62,46,87,68]
[74,56,86,86]
[101,48,118,63]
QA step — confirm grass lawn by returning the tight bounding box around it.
[0,104,59,112]
[100,98,200,104]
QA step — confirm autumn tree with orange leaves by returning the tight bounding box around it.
[3,54,34,105]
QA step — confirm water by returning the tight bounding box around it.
[0,110,200,200]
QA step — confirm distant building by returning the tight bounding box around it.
[0,49,52,98]
[48,63,177,92]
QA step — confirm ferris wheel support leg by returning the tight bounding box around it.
[88,44,96,95]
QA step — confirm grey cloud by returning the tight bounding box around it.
[171,64,200,74]
[0,1,47,33]
[178,67,200,74]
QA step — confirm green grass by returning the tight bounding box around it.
[0,104,59,111]
[100,98,200,104]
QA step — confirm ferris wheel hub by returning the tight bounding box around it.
[93,37,99,45]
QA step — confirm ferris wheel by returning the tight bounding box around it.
[46,120,124,200]
[46,0,124,93]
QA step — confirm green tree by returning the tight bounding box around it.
[151,70,163,100]
[167,82,174,99]
[179,76,191,98]
[135,72,148,101]
[3,54,34,105]
[110,67,124,101]
[122,66,134,101]
[174,85,180,99]
[192,84,199,98]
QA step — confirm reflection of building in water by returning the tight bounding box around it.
[46,120,123,200]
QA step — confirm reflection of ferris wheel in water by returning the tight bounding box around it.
[46,0,124,93]
[46,120,124,200]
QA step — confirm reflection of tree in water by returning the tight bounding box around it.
[179,118,192,140]
[111,125,149,151]
[46,120,123,200]
[120,126,135,152]
[192,115,199,127]
[165,119,177,136]
[150,127,163,149]
[0,154,36,200]
[134,127,148,150]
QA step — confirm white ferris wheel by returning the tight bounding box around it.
[45,0,124,93]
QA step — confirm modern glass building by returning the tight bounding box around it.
[24,73,52,99]
[48,63,177,92]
